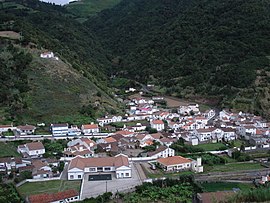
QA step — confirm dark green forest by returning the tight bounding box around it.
[0,0,120,123]
[1,0,270,121]
[86,0,270,115]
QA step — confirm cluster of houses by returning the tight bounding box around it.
[0,141,60,179]
[0,123,100,136]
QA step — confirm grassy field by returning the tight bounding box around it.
[66,0,122,17]
[194,142,228,151]
[18,180,81,198]
[207,162,265,172]
[201,182,254,192]
[19,53,120,124]
[147,170,194,179]
[0,142,20,158]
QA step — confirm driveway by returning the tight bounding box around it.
[80,163,142,199]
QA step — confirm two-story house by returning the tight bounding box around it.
[151,120,165,131]
[50,123,69,136]
[147,146,175,158]
[18,142,45,158]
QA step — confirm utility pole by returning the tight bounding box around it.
[106,180,107,193]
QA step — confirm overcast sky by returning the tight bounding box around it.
[40,0,71,5]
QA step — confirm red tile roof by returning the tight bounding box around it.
[157,156,192,166]
[28,189,79,203]
[82,124,99,129]
[26,142,45,151]
[152,120,164,124]
[68,154,129,170]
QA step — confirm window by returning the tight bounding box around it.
[104,167,111,171]
[70,175,74,179]
[78,175,81,179]
[74,197,78,199]
[89,167,96,172]
[97,167,103,171]
[125,173,129,177]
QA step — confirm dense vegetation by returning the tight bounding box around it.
[0,183,22,203]
[124,176,201,203]
[0,0,121,123]
[86,0,270,116]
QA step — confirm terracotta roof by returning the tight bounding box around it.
[104,137,117,143]
[197,127,216,133]
[68,154,129,170]
[79,138,96,146]
[110,134,125,141]
[82,124,99,129]
[221,128,235,132]
[32,160,47,170]
[0,125,13,128]
[146,140,154,145]
[196,191,235,203]
[26,142,45,151]
[152,120,164,125]
[157,156,192,166]
[151,133,163,139]
[28,189,79,203]
[17,125,36,131]
[114,130,133,136]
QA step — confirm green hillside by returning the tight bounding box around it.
[66,0,122,18]
[0,0,120,124]
[86,0,270,116]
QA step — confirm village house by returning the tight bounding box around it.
[64,138,96,158]
[16,125,36,136]
[0,157,28,174]
[28,189,79,203]
[40,51,59,60]
[178,104,200,115]
[202,109,215,120]
[157,156,203,173]
[50,123,69,136]
[17,142,45,158]
[147,146,175,158]
[67,154,131,180]
[81,123,100,134]
[68,125,81,136]
[151,119,165,131]
[32,159,52,179]
[97,115,122,126]
[159,137,177,147]
[0,125,16,133]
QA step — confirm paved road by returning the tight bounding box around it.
[195,168,270,182]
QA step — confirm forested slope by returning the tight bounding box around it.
[0,0,120,124]
[87,0,270,116]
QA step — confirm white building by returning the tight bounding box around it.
[81,123,99,134]
[151,120,165,131]
[17,142,45,158]
[51,123,69,136]
[148,146,175,158]
[0,125,16,133]
[67,154,131,180]
[157,156,203,173]
[97,116,122,126]
[16,125,36,135]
